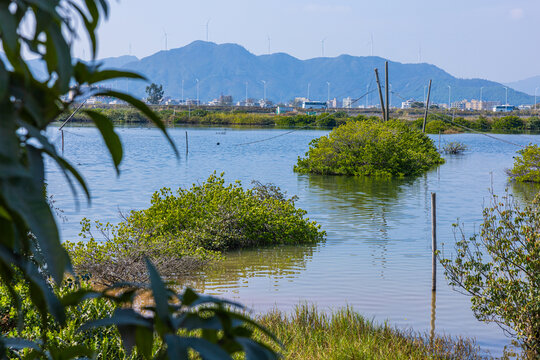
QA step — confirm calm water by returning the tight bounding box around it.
[46,126,540,357]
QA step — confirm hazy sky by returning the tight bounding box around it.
[83,0,539,83]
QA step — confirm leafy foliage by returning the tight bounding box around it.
[492,116,525,131]
[1,277,126,359]
[146,83,164,105]
[67,174,324,284]
[0,0,280,358]
[440,192,540,358]
[507,144,540,183]
[294,119,444,177]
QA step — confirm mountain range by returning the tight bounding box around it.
[21,41,537,106]
[505,76,540,97]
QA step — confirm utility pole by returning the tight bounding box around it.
[385,61,389,121]
[374,68,386,121]
[422,79,432,133]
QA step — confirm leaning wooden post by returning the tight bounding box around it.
[422,79,432,133]
[61,130,64,153]
[385,61,390,121]
[431,192,437,292]
[374,68,386,121]
[185,131,189,155]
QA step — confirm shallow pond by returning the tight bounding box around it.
[46,126,540,357]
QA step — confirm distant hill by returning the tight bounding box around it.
[7,43,535,106]
[506,75,540,97]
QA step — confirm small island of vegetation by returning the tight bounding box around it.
[294,119,445,177]
[66,173,325,284]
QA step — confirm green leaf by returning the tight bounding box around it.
[236,338,278,360]
[78,308,152,332]
[144,258,170,327]
[2,337,41,351]
[92,90,178,157]
[45,23,72,92]
[60,289,101,307]
[0,176,70,284]
[180,337,233,360]
[84,110,123,173]
[135,326,154,360]
[165,334,188,360]
[87,69,146,84]
[0,60,7,100]
[49,344,94,359]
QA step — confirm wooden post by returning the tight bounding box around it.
[431,192,437,292]
[430,288,436,347]
[61,130,64,153]
[374,68,386,121]
[385,61,389,121]
[422,80,432,133]
[185,131,189,155]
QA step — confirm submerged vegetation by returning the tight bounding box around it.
[255,305,485,360]
[66,173,324,284]
[443,142,468,154]
[294,120,445,177]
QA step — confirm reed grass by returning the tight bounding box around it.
[253,304,489,360]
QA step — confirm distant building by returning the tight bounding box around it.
[259,99,274,108]
[401,99,414,109]
[302,101,327,110]
[327,98,338,108]
[493,105,516,112]
[452,99,468,110]
[342,97,353,108]
[276,106,295,114]
[466,99,500,111]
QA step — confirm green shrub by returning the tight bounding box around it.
[440,192,540,358]
[424,120,450,134]
[67,174,324,283]
[525,116,540,131]
[507,144,540,183]
[294,120,444,177]
[0,278,126,359]
[469,116,492,131]
[492,116,525,131]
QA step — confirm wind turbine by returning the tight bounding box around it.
[206,19,210,41]
[321,38,326,57]
[163,31,168,51]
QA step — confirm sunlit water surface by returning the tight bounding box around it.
[46,126,540,357]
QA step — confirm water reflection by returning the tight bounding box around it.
[188,244,319,295]
[510,181,540,204]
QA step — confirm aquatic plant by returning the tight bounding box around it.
[294,119,444,177]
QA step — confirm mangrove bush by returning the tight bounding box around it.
[67,174,324,284]
[507,144,540,183]
[294,120,444,177]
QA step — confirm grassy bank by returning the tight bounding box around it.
[254,305,487,360]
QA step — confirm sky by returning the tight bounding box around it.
[79,0,540,83]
